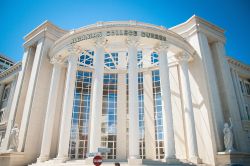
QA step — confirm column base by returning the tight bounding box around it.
[162,157,180,164]
[85,157,94,165]
[189,156,202,164]
[0,138,8,151]
[37,156,49,162]
[53,156,69,163]
[128,158,142,165]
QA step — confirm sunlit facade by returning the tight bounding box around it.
[0,16,250,166]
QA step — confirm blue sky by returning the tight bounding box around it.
[0,0,249,64]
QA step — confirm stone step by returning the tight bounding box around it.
[29,159,207,166]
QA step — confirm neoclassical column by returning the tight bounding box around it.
[116,52,127,159]
[38,60,63,162]
[143,48,156,160]
[88,37,107,154]
[1,47,35,151]
[127,36,140,162]
[56,54,78,162]
[157,42,176,161]
[231,69,247,120]
[176,52,200,163]
[18,39,48,151]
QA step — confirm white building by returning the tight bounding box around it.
[0,15,250,166]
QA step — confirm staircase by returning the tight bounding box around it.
[29,159,207,166]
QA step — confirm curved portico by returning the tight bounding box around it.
[36,21,201,164]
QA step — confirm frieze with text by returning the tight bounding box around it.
[71,30,167,44]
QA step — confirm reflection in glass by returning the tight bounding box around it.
[69,71,92,159]
[152,70,165,159]
[101,73,118,159]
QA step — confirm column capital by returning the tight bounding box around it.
[50,55,65,65]
[94,36,107,47]
[23,46,30,53]
[56,50,78,160]
[175,51,190,62]
[126,36,140,47]
[67,43,82,55]
[156,41,169,52]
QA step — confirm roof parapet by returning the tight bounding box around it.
[170,15,225,43]
[23,20,68,48]
[227,56,250,72]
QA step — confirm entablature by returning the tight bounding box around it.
[170,15,226,44]
[49,21,196,66]
[0,62,21,83]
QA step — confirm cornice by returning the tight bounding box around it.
[24,20,68,41]
[23,20,68,48]
[227,56,250,72]
[0,53,15,64]
[170,15,225,43]
[72,21,168,35]
[0,62,22,79]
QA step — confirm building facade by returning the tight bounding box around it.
[0,15,250,166]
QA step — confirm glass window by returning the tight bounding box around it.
[151,52,159,64]
[152,70,165,159]
[2,84,10,101]
[78,51,94,67]
[101,73,118,159]
[245,82,250,95]
[138,72,145,158]
[104,53,118,69]
[69,71,92,159]
[137,51,143,68]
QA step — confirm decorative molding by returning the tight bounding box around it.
[24,20,67,42]
[170,15,224,34]
[96,21,104,27]
[94,37,107,47]
[155,41,169,52]
[0,54,15,64]
[129,20,137,26]
[23,21,68,48]
[0,62,22,79]
[126,36,140,47]
[49,43,82,64]
[227,56,250,72]
[175,52,190,62]
[170,15,225,43]
[50,55,65,64]
[67,43,82,55]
